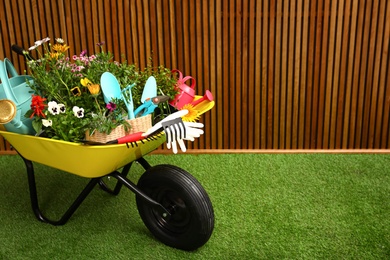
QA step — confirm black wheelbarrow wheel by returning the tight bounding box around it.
[136,164,214,251]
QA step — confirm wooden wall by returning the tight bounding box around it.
[1,0,389,152]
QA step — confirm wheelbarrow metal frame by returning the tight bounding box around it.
[21,154,171,226]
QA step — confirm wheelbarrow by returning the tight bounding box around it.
[0,98,215,251]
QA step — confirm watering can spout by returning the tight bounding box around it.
[0,99,33,135]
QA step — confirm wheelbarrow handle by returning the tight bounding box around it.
[12,44,34,60]
[11,44,25,56]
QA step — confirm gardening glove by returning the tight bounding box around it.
[162,119,204,153]
[142,110,204,153]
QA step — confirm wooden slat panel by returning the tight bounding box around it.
[0,0,389,152]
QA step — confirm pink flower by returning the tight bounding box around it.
[106,102,116,112]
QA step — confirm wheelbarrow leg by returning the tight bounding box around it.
[21,155,100,226]
[98,157,151,195]
[136,157,151,170]
[98,162,133,195]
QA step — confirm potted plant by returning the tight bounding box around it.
[23,37,177,142]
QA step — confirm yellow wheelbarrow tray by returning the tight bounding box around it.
[0,99,215,251]
[0,129,166,177]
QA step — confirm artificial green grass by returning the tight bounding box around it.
[0,153,389,259]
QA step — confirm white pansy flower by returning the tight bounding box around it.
[42,119,53,127]
[73,106,84,118]
[48,101,60,115]
[58,103,66,113]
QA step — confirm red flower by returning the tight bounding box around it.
[30,94,47,118]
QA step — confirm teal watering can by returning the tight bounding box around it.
[0,58,35,134]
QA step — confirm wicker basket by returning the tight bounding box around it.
[85,114,152,143]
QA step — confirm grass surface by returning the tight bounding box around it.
[0,153,389,259]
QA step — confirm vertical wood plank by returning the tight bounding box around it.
[215,0,224,149]
[229,0,236,148]
[304,0,317,148]
[267,0,275,149]
[310,0,323,148]
[162,0,171,69]
[348,0,367,148]
[370,0,387,148]
[253,1,262,148]
[316,0,331,149]
[280,0,290,149]
[123,0,133,62]
[327,0,344,149]
[286,0,296,148]
[240,0,249,148]
[261,0,269,149]
[273,0,282,149]
[380,1,390,148]
[116,0,126,63]
[208,0,217,149]
[359,1,379,148]
[0,0,6,59]
[363,0,380,148]
[335,0,352,149]
[222,0,230,148]
[293,0,302,148]
[135,0,146,68]
[130,0,140,65]
[342,0,359,148]
[298,0,309,149]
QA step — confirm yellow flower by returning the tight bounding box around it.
[49,52,61,60]
[51,43,70,53]
[87,84,101,96]
[80,78,92,87]
[181,104,200,122]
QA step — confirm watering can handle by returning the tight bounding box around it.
[181,76,196,89]
[171,69,183,80]
[171,69,196,89]
[3,58,19,77]
[0,59,20,102]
